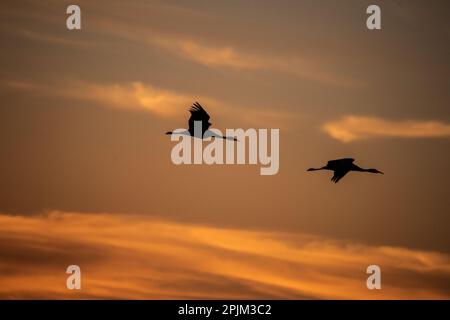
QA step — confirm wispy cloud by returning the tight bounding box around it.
[87,15,361,87]
[76,81,192,117]
[323,116,450,143]
[146,36,360,87]
[3,79,293,128]
[2,1,361,88]
[18,30,92,48]
[4,80,203,117]
[0,211,448,299]
[151,37,262,70]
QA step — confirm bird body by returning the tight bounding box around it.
[187,102,211,137]
[307,158,383,183]
[166,102,237,141]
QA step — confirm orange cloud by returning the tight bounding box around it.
[147,36,359,87]
[3,79,292,128]
[87,17,359,87]
[5,80,191,117]
[0,211,448,299]
[323,116,450,142]
[150,37,263,70]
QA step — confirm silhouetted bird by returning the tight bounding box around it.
[307,158,383,183]
[166,102,237,141]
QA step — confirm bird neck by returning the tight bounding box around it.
[308,167,326,171]
[351,164,366,172]
[354,167,374,173]
[168,130,191,136]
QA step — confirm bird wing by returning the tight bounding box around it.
[189,102,210,121]
[327,158,354,167]
[188,102,211,134]
[331,168,350,183]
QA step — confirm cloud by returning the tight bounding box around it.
[145,36,359,87]
[87,15,360,87]
[1,1,361,87]
[151,38,262,70]
[4,80,192,117]
[0,211,448,299]
[77,81,194,117]
[3,79,293,128]
[322,116,450,143]
[18,30,91,48]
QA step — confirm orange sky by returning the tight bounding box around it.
[0,0,449,299]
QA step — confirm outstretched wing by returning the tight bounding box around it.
[188,102,211,135]
[331,168,350,183]
[327,158,354,167]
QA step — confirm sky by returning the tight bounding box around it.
[0,0,449,299]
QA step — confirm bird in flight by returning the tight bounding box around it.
[307,158,383,183]
[166,102,237,141]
